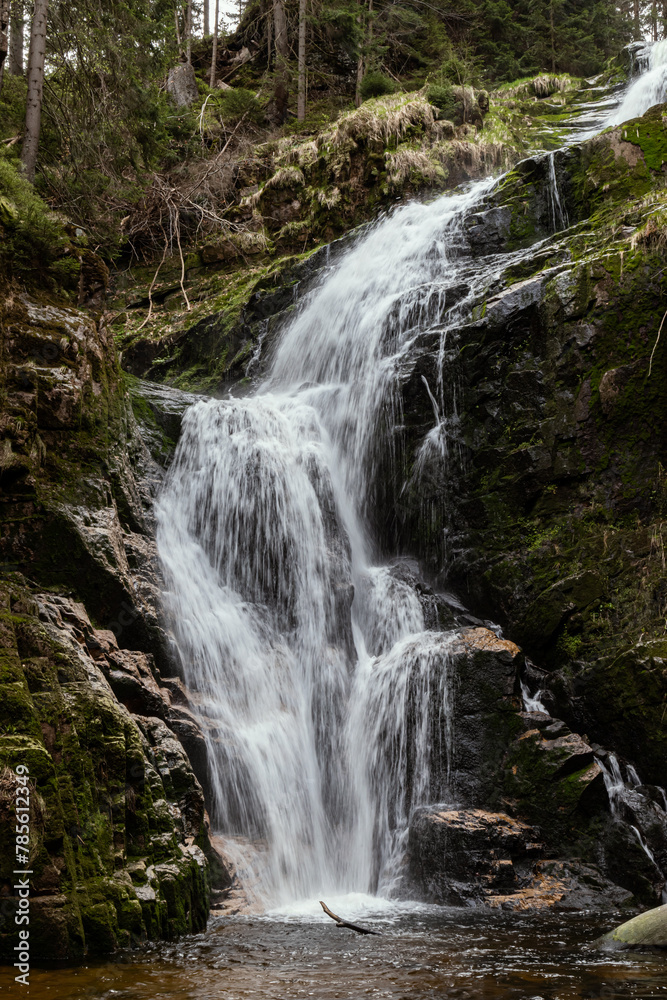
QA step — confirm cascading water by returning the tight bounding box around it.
[607,38,667,125]
[157,48,665,910]
[158,181,497,906]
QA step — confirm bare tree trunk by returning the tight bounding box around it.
[203,0,209,35]
[21,0,48,183]
[297,0,306,120]
[186,0,192,63]
[663,0,667,38]
[175,6,183,57]
[9,0,23,75]
[652,2,658,39]
[0,0,9,95]
[549,0,556,73]
[355,0,367,106]
[634,0,641,39]
[267,2,272,69]
[209,0,219,87]
[273,0,288,122]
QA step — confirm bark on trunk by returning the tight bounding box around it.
[0,0,9,95]
[355,0,366,107]
[203,0,209,35]
[209,0,219,87]
[297,0,306,120]
[175,7,182,57]
[185,0,192,63]
[634,0,641,39]
[273,0,288,123]
[9,0,22,75]
[20,0,48,183]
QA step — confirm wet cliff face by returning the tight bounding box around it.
[0,295,231,960]
[393,108,667,786]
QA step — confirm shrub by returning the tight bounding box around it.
[0,159,77,289]
[217,87,265,126]
[426,84,460,122]
[359,71,395,102]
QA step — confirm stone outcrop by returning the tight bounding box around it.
[0,293,232,957]
[387,107,667,791]
[166,63,199,109]
[0,581,212,960]
[408,807,635,910]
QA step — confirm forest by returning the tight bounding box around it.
[0,0,650,271]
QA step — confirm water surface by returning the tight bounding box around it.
[22,906,667,1000]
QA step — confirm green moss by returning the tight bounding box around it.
[620,107,667,171]
[0,581,210,961]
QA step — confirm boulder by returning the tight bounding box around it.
[408,806,540,904]
[166,63,199,108]
[600,903,667,948]
[408,807,636,911]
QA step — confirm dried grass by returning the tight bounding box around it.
[385,148,445,188]
[263,166,306,191]
[631,212,667,251]
[327,91,437,148]
[315,186,341,208]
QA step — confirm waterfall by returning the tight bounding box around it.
[606,39,667,126]
[156,52,663,910]
[546,152,569,231]
[157,180,496,905]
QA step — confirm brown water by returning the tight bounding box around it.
[7,905,667,1000]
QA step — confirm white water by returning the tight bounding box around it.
[520,679,548,714]
[157,53,664,910]
[158,182,496,906]
[599,754,666,880]
[607,39,667,126]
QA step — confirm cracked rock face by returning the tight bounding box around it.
[0,294,234,958]
[0,583,217,961]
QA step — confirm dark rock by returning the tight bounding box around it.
[408,807,635,910]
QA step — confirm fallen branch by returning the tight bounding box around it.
[319,900,381,936]
[648,304,667,376]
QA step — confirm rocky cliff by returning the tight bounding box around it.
[0,294,230,960]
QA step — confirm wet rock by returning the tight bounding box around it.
[0,580,212,961]
[407,806,541,905]
[408,807,635,911]
[447,627,524,804]
[487,859,635,912]
[502,725,608,835]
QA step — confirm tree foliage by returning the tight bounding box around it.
[0,0,648,267]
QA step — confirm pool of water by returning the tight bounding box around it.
[16,898,667,1000]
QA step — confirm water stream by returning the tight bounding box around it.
[156,43,667,918]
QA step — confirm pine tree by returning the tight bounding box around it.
[9,0,23,75]
[21,0,49,183]
[0,0,9,94]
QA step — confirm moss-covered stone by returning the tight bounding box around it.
[0,580,211,961]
